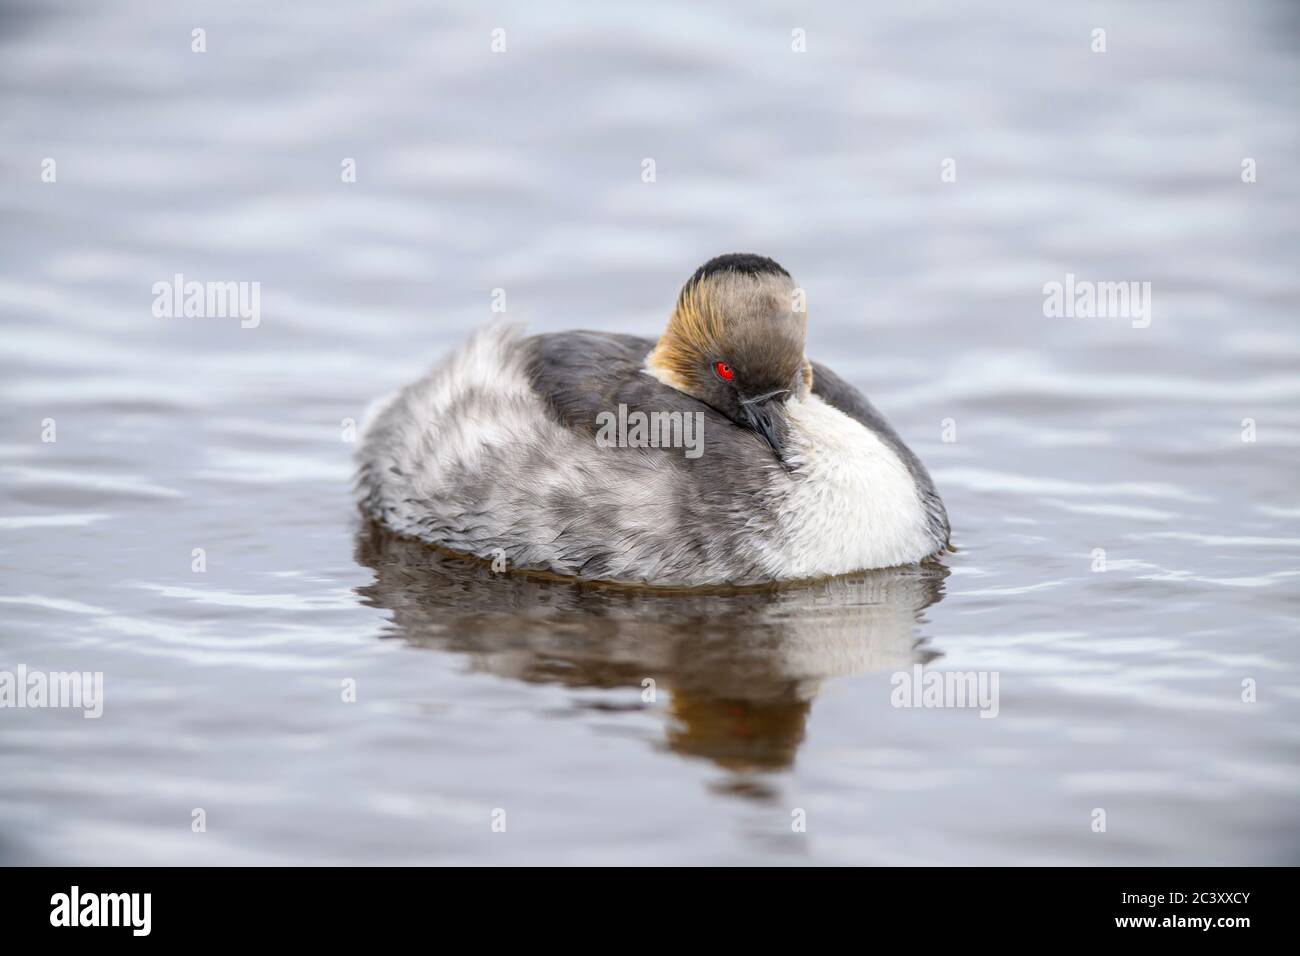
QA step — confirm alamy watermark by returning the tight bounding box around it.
[152,273,260,328]
[0,665,103,718]
[50,886,150,936]
[595,404,704,459]
[1043,273,1151,329]
[890,664,1000,718]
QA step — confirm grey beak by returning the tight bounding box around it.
[740,390,788,459]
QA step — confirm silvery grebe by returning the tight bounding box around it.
[356,254,949,586]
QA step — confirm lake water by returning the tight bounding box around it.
[2,0,1298,865]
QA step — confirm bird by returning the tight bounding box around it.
[355,253,949,587]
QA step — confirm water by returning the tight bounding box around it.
[2,0,1298,865]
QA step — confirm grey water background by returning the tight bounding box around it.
[2,0,1298,865]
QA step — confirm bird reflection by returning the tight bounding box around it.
[354,522,945,779]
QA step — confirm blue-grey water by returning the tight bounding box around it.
[2,0,1298,865]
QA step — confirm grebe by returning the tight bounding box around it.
[356,254,949,586]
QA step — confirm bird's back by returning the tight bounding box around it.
[357,326,786,585]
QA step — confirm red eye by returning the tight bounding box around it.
[714,361,734,381]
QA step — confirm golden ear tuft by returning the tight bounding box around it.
[647,279,724,385]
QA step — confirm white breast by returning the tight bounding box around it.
[767,395,935,577]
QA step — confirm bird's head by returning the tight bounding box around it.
[646,253,812,459]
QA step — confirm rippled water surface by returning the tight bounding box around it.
[2,0,1298,864]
